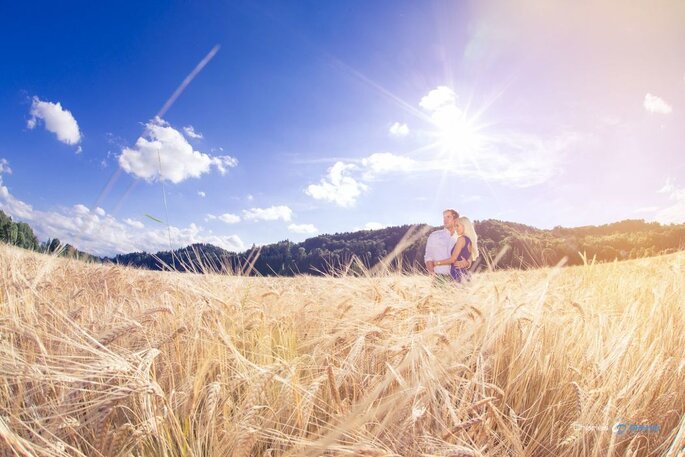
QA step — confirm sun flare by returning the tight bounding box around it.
[416,86,488,163]
[436,114,483,159]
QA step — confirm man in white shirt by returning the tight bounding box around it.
[424,209,469,278]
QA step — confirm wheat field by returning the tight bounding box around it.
[0,244,684,457]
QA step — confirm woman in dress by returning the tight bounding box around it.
[433,216,479,282]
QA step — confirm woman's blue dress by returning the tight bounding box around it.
[450,236,471,282]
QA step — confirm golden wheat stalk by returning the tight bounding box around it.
[0,245,683,456]
[98,322,143,346]
[442,416,484,439]
[204,381,221,426]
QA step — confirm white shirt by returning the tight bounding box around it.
[424,229,457,275]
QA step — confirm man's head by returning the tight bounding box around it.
[442,209,459,231]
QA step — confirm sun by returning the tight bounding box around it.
[431,104,484,160]
[415,93,492,198]
[439,117,483,159]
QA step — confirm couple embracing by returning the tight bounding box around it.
[424,209,479,283]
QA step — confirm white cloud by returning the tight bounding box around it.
[656,201,685,224]
[243,205,293,222]
[389,122,410,137]
[124,218,144,229]
[218,213,241,224]
[419,86,457,112]
[197,191,206,198]
[183,125,203,139]
[94,207,106,216]
[363,222,385,230]
[205,212,242,224]
[409,129,577,187]
[0,159,11,175]
[0,160,244,255]
[418,86,470,141]
[656,179,685,224]
[659,177,676,194]
[118,117,237,184]
[246,194,254,201]
[0,165,32,220]
[213,156,238,175]
[644,93,672,114]
[452,130,579,187]
[305,162,368,207]
[361,152,417,180]
[73,204,90,215]
[215,235,244,252]
[27,96,82,146]
[288,223,318,234]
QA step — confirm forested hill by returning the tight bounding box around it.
[2,208,683,275]
[106,219,685,275]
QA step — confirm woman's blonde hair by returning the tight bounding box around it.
[458,217,479,260]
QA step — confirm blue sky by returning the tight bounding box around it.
[1,1,684,256]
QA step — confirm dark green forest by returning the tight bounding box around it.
[0,211,39,251]
[2,209,685,276]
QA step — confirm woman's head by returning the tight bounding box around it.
[457,216,479,260]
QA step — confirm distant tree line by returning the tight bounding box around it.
[0,210,95,260]
[108,219,685,276]
[0,210,39,251]
[2,208,685,275]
